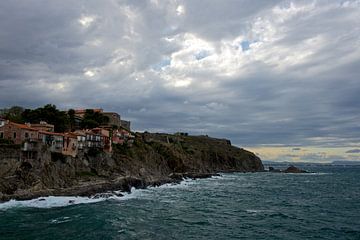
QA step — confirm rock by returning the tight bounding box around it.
[283,165,307,173]
[0,132,264,200]
[268,166,281,172]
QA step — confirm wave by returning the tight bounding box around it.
[0,178,199,210]
[0,196,107,210]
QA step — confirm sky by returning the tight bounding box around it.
[0,0,359,162]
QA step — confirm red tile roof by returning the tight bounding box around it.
[39,131,64,136]
[9,122,39,131]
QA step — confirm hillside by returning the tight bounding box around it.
[0,133,263,201]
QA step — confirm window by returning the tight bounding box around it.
[13,132,16,139]
[0,132,3,138]
[25,132,29,138]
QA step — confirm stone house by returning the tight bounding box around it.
[102,112,121,129]
[0,121,39,145]
[120,120,131,131]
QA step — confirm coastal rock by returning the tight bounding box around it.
[268,165,308,173]
[268,167,281,173]
[0,133,264,201]
[283,165,307,173]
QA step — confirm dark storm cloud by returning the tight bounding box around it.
[0,0,359,148]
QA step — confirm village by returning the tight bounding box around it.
[0,108,135,159]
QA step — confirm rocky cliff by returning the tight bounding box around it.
[0,133,263,201]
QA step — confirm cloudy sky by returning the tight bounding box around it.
[1,0,360,162]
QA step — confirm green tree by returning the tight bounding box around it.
[80,109,109,129]
[68,109,76,131]
[4,106,24,123]
[22,104,70,132]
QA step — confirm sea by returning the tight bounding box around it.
[0,165,359,240]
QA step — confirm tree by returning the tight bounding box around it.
[4,106,24,123]
[68,109,76,131]
[21,104,70,132]
[80,109,109,129]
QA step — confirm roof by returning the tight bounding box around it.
[72,130,86,136]
[9,122,39,131]
[39,131,64,137]
[64,133,78,139]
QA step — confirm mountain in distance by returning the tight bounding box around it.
[262,160,360,166]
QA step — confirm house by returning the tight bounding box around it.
[30,121,55,132]
[112,129,125,145]
[63,133,78,157]
[92,128,112,152]
[0,118,6,128]
[112,128,135,145]
[84,129,103,149]
[73,131,86,150]
[0,121,39,145]
[38,131,64,153]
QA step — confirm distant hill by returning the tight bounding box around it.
[332,160,360,165]
[262,160,360,166]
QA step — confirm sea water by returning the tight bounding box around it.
[0,165,359,239]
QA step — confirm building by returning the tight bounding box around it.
[92,128,112,152]
[73,108,103,130]
[63,133,78,157]
[73,131,86,150]
[0,122,39,145]
[84,129,103,149]
[112,128,135,145]
[102,112,121,129]
[38,131,64,153]
[74,108,103,118]
[73,108,130,132]
[0,118,6,127]
[121,120,131,131]
[30,121,55,132]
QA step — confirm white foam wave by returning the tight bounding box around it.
[0,196,108,210]
[0,178,199,210]
[50,216,71,224]
[287,172,331,176]
[155,178,196,189]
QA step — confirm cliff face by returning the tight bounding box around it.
[0,133,263,201]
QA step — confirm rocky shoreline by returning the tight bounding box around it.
[0,133,264,202]
[0,173,221,202]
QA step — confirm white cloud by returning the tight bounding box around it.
[176,5,185,16]
[78,15,96,28]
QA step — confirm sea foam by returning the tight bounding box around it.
[0,178,198,210]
